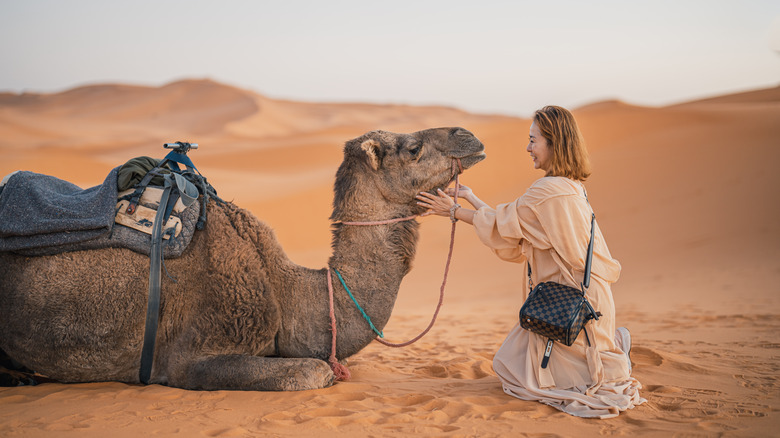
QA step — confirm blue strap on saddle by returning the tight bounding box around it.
[124,153,195,214]
[163,151,197,172]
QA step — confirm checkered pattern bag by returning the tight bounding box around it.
[519,210,600,369]
[519,282,591,346]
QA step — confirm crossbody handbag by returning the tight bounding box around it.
[519,191,601,369]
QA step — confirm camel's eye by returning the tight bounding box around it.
[408,144,422,157]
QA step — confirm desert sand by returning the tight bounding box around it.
[0,79,778,437]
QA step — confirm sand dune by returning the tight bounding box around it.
[0,80,778,436]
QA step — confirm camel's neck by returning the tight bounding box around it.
[325,219,419,358]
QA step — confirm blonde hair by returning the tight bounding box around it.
[533,105,591,181]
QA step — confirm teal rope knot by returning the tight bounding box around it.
[333,268,384,338]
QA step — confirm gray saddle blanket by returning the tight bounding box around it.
[0,167,199,258]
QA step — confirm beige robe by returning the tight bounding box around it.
[473,176,645,418]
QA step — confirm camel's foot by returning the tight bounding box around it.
[175,355,335,391]
[0,367,40,386]
[0,348,45,386]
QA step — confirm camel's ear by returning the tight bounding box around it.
[360,139,381,170]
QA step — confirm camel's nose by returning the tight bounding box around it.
[450,127,475,138]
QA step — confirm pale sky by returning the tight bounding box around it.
[1,0,779,116]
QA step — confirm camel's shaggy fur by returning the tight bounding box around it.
[0,127,485,391]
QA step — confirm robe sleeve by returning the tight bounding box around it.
[472,203,526,263]
[472,194,552,263]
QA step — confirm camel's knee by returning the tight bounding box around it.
[174,355,334,391]
[284,358,335,391]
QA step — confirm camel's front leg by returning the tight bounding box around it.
[174,355,335,391]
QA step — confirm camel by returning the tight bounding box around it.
[0,127,485,391]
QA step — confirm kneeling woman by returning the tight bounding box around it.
[417,106,645,418]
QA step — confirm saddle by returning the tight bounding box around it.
[114,154,205,248]
[0,142,219,384]
[0,143,217,258]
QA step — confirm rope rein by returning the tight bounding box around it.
[326,267,351,380]
[338,215,419,226]
[325,159,462,379]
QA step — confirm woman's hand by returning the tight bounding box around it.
[417,186,479,225]
[444,184,472,199]
[416,189,456,217]
[444,184,488,210]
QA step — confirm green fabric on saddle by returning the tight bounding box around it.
[117,157,173,191]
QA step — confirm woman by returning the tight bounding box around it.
[416,106,644,418]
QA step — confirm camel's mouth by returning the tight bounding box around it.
[448,150,486,183]
[460,151,487,170]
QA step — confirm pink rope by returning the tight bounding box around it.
[374,220,456,347]
[326,268,351,381]
[337,215,419,226]
[375,169,460,347]
[325,159,463,379]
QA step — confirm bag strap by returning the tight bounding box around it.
[579,188,600,321]
[580,213,600,322]
[581,212,595,290]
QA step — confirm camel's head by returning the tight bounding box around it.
[332,127,486,221]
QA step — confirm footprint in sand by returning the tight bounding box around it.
[418,364,449,378]
[644,384,682,394]
[630,346,663,366]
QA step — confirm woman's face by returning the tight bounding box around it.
[527,122,552,171]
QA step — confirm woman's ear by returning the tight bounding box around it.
[360,139,381,170]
